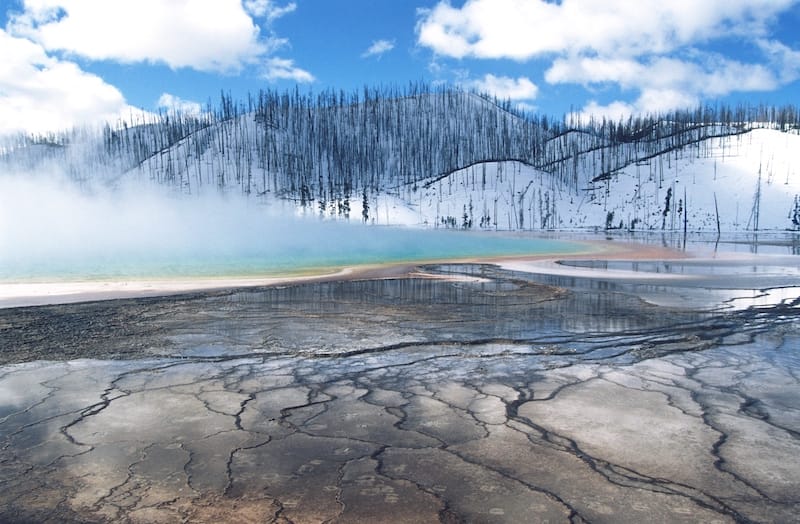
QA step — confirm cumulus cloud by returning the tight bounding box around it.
[468,74,538,100]
[577,89,702,122]
[550,53,778,118]
[758,38,800,83]
[7,0,268,72]
[417,0,799,115]
[417,0,794,60]
[362,39,395,59]
[0,29,143,135]
[157,93,204,115]
[576,100,637,122]
[263,57,315,83]
[546,54,777,96]
[1,0,310,133]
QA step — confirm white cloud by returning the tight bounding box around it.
[263,57,314,83]
[362,39,395,59]
[758,38,800,83]
[582,89,700,122]
[157,93,203,115]
[547,54,778,114]
[469,74,538,100]
[7,0,279,72]
[547,54,778,94]
[575,100,638,123]
[244,0,296,21]
[417,0,795,60]
[578,88,701,122]
[634,88,700,115]
[0,29,141,135]
[0,0,312,133]
[418,0,798,116]
[545,56,642,87]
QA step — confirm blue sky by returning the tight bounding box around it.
[1,0,799,135]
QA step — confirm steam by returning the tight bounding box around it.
[0,172,398,280]
[3,174,245,248]
[0,171,368,279]
[1,171,568,281]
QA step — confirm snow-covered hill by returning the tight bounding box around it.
[2,87,798,232]
[310,127,800,232]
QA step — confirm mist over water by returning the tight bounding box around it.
[0,172,583,281]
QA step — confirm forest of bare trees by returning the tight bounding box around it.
[2,83,798,219]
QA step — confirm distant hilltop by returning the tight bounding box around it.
[2,84,799,232]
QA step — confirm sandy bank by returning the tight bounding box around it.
[0,268,364,309]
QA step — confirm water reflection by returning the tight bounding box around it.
[226,265,709,341]
[0,264,718,366]
[560,259,800,277]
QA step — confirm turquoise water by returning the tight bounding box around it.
[1,224,586,282]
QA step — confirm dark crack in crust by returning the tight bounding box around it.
[0,263,798,523]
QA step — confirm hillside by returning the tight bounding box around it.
[364,128,800,232]
[1,86,798,232]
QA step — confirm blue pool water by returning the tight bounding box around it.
[1,222,587,282]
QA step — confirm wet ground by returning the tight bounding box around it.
[1,252,799,523]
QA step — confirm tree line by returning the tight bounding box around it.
[2,83,798,213]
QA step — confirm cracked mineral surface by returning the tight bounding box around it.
[0,253,799,523]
